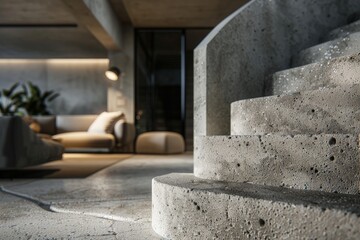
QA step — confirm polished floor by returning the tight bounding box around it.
[0,153,193,239]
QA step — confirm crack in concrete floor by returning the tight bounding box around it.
[0,186,151,223]
[0,154,193,239]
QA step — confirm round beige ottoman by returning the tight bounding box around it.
[136,131,185,154]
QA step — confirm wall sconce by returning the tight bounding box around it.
[105,66,121,81]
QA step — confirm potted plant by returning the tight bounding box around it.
[17,82,59,116]
[0,83,24,116]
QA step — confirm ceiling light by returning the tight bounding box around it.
[105,66,121,81]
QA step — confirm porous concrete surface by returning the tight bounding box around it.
[194,0,360,136]
[232,84,360,135]
[292,32,360,67]
[195,135,360,194]
[0,154,193,239]
[324,19,360,41]
[153,173,360,239]
[265,53,360,95]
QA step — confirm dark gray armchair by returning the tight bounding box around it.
[0,116,63,168]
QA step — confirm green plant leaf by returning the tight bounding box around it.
[29,82,41,98]
[21,84,28,96]
[5,82,60,116]
[3,83,19,97]
[48,93,60,102]
[10,91,25,100]
[4,104,12,113]
[9,82,19,92]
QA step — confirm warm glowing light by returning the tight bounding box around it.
[47,59,109,64]
[105,66,121,81]
[0,59,109,64]
[0,59,45,64]
[105,70,118,81]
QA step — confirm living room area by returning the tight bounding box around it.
[4,0,360,239]
[0,0,247,238]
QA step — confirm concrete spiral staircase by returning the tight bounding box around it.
[152,0,360,239]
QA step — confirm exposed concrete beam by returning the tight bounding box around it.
[62,0,122,51]
[108,0,131,24]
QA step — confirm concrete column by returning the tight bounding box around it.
[107,25,134,124]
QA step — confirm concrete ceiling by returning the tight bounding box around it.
[0,0,107,58]
[0,0,248,58]
[111,0,248,28]
[0,0,76,24]
[0,28,107,58]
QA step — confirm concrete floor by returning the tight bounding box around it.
[0,153,193,239]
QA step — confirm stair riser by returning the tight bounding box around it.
[153,175,360,239]
[265,53,360,95]
[292,32,360,66]
[232,85,360,135]
[195,135,360,194]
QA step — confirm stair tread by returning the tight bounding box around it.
[232,84,360,135]
[324,19,360,41]
[292,31,360,67]
[265,52,360,95]
[153,173,360,239]
[195,134,360,194]
[155,173,360,211]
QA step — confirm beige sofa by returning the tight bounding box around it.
[0,116,63,168]
[32,115,135,152]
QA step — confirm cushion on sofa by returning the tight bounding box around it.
[88,111,124,134]
[52,132,115,149]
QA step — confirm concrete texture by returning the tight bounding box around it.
[0,59,108,115]
[108,25,135,124]
[324,19,360,41]
[195,135,360,194]
[63,0,123,51]
[0,0,107,58]
[0,153,193,239]
[154,1,360,239]
[0,27,107,59]
[232,84,360,135]
[47,60,108,114]
[194,0,360,136]
[117,0,248,28]
[0,0,76,24]
[266,53,360,95]
[83,0,123,50]
[292,32,360,67]
[153,173,360,239]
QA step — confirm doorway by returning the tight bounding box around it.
[135,29,210,151]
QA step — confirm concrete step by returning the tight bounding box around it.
[292,32,360,67]
[232,84,360,135]
[152,173,360,239]
[265,53,360,96]
[195,134,360,194]
[324,19,360,41]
